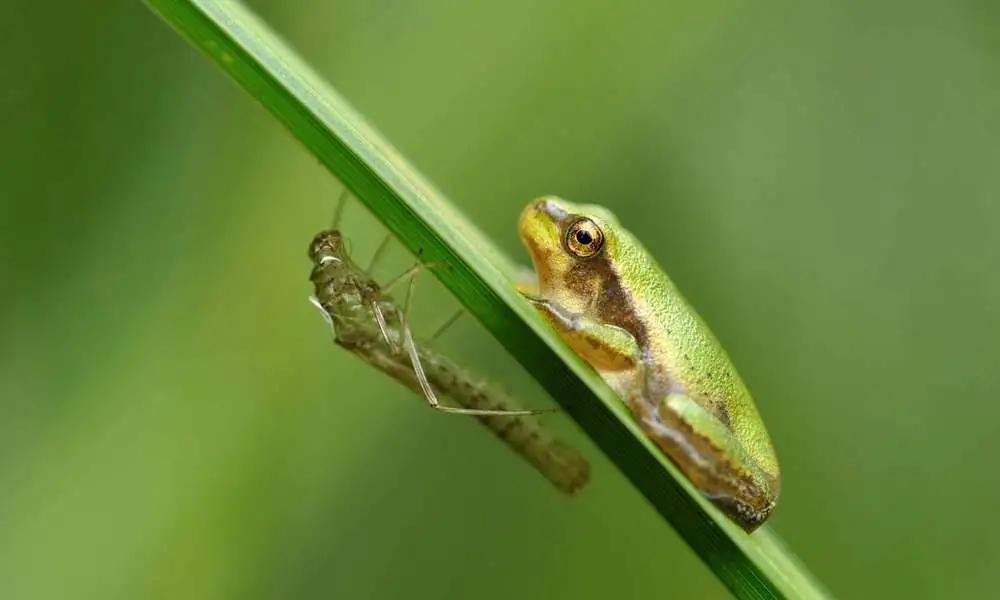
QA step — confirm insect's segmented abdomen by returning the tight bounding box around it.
[338,336,588,494]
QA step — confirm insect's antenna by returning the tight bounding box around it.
[332,187,350,230]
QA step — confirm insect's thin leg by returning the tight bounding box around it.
[370,300,397,353]
[331,187,350,229]
[380,262,442,295]
[398,273,557,416]
[401,324,556,416]
[371,260,438,353]
[402,269,417,333]
[382,263,422,295]
[430,309,464,341]
[396,264,443,334]
[367,234,393,273]
[373,262,432,353]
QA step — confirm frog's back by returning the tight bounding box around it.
[617,229,779,480]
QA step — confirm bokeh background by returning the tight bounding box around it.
[3,1,999,598]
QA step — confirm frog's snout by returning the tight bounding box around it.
[519,199,557,251]
[519,196,572,241]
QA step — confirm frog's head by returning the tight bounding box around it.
[518,196,626,311]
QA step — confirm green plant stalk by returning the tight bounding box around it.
[145,1,828,597]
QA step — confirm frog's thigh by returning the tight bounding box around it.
[660,393,776,529]
[524,296,639,371]
[661,393,760,481]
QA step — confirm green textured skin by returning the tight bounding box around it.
[519,197,779,530]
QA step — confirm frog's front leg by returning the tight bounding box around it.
[521,294,640,372]
[652,392,779,531]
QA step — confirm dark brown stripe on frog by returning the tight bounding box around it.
[560,238,650,349]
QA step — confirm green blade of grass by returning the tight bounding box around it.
[145,1,829,597]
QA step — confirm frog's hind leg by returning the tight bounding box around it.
[646,393,778,531]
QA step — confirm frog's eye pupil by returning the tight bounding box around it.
[565,217,604,258]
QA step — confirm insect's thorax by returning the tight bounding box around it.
[313,268,398,343]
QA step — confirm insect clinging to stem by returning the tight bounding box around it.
[308,190,589,494]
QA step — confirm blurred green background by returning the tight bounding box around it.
[3,1,999,598]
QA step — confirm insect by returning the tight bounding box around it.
[308,192,589,494]
[519,196,779,530]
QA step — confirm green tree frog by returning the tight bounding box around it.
[518,196,780,531]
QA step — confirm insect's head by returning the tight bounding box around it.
[308,229,346,268]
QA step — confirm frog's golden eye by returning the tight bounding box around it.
[565,217,604,258]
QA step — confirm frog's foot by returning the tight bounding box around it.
[635,392,779,532]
